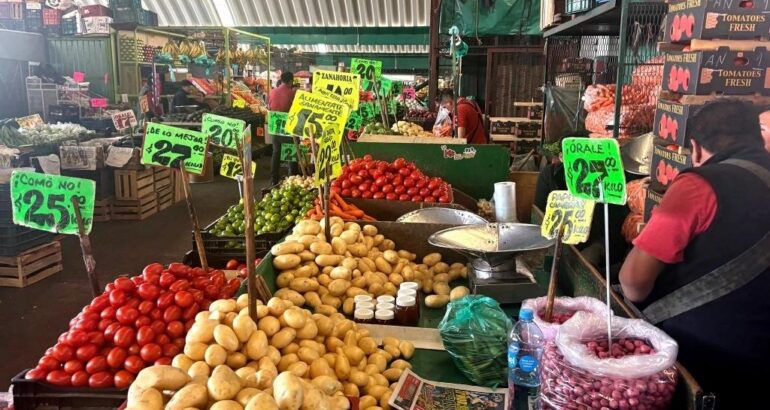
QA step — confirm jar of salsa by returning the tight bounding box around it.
[354,308,374,324]
[354,295,373,305]
[375,309,395,325]
[377,295,395,305]
[356,301,374,311]
[376,302,395,312]
[395,296,418,327]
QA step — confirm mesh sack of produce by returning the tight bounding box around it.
[618,105,656,137]
[521,297,609,341]
[584,84,616,113]
[541,312,678,410]
[626,178,649,215]
[622,213,644,243]
[585,107,614,135]
[631,56,665,89]
[438,295,512,388]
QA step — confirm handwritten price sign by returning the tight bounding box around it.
[351,58,382,92]
[345,111,363,131]
[315,130,343,187]
[112,110,137,131]
[141,123,209,175]
[358,102,376,120]
[267,111,288,135]
[285,90,350,142]
[202,113,244,148]
[219,153,256,179]
[312,70,360,110]
[280,143,310,162]
[562,138,627,205]
[541,190,595,245]
[11,171,95,235]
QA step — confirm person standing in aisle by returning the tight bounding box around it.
[439,89,488,144]
[269,71,298,186]
[618,100,770,408]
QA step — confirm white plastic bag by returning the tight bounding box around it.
[521,296,609,341]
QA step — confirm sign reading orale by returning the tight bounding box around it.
[202,113,245,148]
[541,190,595,245]
[11,171,96,235]
[141,123,208,175]
[112,110,138,131]
[562,138,627,205]
[312,70,360,110]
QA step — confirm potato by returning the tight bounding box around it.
[210,400,243,410]
[256,304,270,319]
[205,344,228,367]
[310,241,333,255]
[382,368,403,382]
[422,253,441,266]
[343,345,366,365]
[187,360,210,378]
[172,353,194,372]
[314,315,334,336]
[186,319,218,344]
[330,237,347,255]
[301,291,321,308]
[366,384,390,401]
[274,255,302,270]
[256,368,277,389]
[368,353,387,373]
[298,250,316,262]
[245,330,269,360]
[301,386,333,410]
[334,348,351,380]
[450,286,470,301]
[288,360,309,377]
[268,297,286,316]
[231,315,257,343]
[235,367,259,388]
[357,337,378,355]
[349,370,370,387]
[316,254,344,267]
[208,365,242,401]
[311,375,342,395]
[339,230,359,245]
[398,341,415,360]
[214,324,240,352]
[342,298,355,315]
[127,385,163,410]
[315,304,337,316]
[275,289,306,307]
[227,352,247,369]
[245,392,280,410]
[372,373,389,387]
[320,293,342,308]
[256,316,281,337]
[271,328,297,349]
[390,359,412,370]
[273,372,304,410]
[425,294,450,308]
[432,281,450,296]
[359,395,378,410]
[295,220,321,235]
[236,387,261,407]
[283,307,308,329]
[287,277,317,293]
[272,241,304,256]
[296,318,319,340]
[309,357,334,378]
[433,273,450,283]
[297,234,320,247]
[210,299,238,314]
[383,344,400,359]
[165,383,207,410]
[183,342,207,361]
[134,365,190,391]
[330,395,351,410]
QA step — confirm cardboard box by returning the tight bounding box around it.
[79,5,112,18]
[662,48,770,95]
[650,144,692,192]
[82,16,111,34]
[653,99,701,147]
[665,0,770,44]
[644,187,664,222]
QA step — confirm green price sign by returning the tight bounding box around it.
[267,111,288,135]
[11,171,95,235]
[379,78,393,96]
[345,111,363,131]
[142,123,209,175]
[202,113,244,148]
[359,102,376,120]
[351,58,382,92]
[391,81,404,96]
[562,137,627,205]
[280,143,310,162]
[387,99,397,116]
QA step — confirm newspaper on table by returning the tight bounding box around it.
[389,369,510,410]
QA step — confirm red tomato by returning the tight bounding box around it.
[139,343,162,362]
[226,259,239,270]
[350,174,363,185]
[104,283,116,293]
[99,347,112,357]
[130,276,144,286]
[37,356,60,371]
[103,323,121,341]
[399,167,411,177]
[386,193,398,201]
[162,343,180,357]
[113,277,136,293]
[89,294,110,312]
[373,192,385,199]
[341,188,352,197]
[51,344,74,362]
[403,178,416,188]
[100,306,116,319]
[166,321,184,338]
[155,333,171,346]
[85,356,108,374]
[189,289,204,304]
[351,189,362,198]
[63,360,83,374]
[406,187,419,196]
[26,367,48,380]
[137,283,160,301]
[88,331,105,347]
[149,319,166,335]
[124,298,140,309]
[192,277,209,290]
[108,290,127,307]
[142,263,164,278]
[116,306,139,325]
[97,318,115,331]
[46,370,71,386]
[106,347,127,368]
[419,188,431,197]
[398,194,410,201]
[136,326,155,346]
[127,344,140,355]
[113,327,135,348]
[73,319,98,332]
[144,274,160,286]
[182,303,199,320]
[439,195,451,203]
[134,316,151,328]
[167,262,188,276]
[415,179,427,189]
[411,195,423,202]
[66,330,89,347]
[393,157,406,168]
[113,370,134,388]
[70,370,89,387]
[204,285,219,299]
[88,371,113,388]
[123,355,145,374]
[163,305,182,322]
[169,279,190,292]
[424,196,436,203]
[394,185,406,194]
[358,182,370,192]
[200,300,211,310]
[156,292,175,309]
[76,344,98,361]
[362,190,374,199]
[159,273,176,289]
[149,308,163,320]
[174,290,194,308]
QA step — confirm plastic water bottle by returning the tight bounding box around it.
[508,308,544,410]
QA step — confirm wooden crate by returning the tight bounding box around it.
[154,167,172,191]
[114,168,154,201]
[0,240,63,288]
[158,187,174,211]
[112,192,158,221]
[93,197,112,222]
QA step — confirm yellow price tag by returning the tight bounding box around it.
[315,130,342,187]
[541,190,595,245]
[219,153,256,180]
[233,99,247,108]
[312,70,360,110]
[16,114,43,129]
[285,90,350,141]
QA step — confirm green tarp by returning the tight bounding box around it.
[440,0,541,37]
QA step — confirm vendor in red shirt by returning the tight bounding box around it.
[619,100,770,408]
[269,71,298,185]
[439,89,488,144]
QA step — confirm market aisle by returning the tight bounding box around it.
[0,157,274,387]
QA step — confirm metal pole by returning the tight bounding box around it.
[599,182,612,344]
[71,198,99,297]
[428,0,441,110]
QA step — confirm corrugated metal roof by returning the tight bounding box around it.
[80,0,429,27]
[278,44,428,54]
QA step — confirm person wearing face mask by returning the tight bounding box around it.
[618,100,770,408]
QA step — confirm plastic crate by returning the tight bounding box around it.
[11,370,127,410]
[42,8,60,25]
[565,0,593,14]
[0,3,22,20]
[109,0,142,9]
[61,16,77,35]
[79,4,112,18]
[113,7,141,24]
[199,219,289,256]
[139,9,157,26]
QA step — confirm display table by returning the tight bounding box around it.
[358,134,464,145]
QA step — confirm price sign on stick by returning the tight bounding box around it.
[285,90,350,142]
[315,131,343,187]
[345,111,363,131]
[111,110,137,131]
[220,153,256,179]
[232,99,247,109]
[141,123,209,175]
[562,138,627,205]
[11,171,95,235]
[280,143,310,161]
[541,191,595,245]
[267,111,288,135]
[312,70,360,110]
[202,113,245,148]
[351,58,382,91]
[358,102,376,120]
[379,78,393,96]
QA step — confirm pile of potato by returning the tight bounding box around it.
[126,293,415,410]
[391,121,433,138]
[272,218,470,311]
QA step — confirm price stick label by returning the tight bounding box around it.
[267,111,289,135]
[11,171,95,235]
[541,191,595,245]
[312,70,360,110]
[141,123,209,175]
[562,138,627,205]
[280,143,310,162]
[345,111,363,131]
[379,78,393,96]
[202,113,245,149]
[387,99,397,116]
[233,99,247,108]
[358,102,376,120]
[111,110,137,131]
[16,114,43,129]
[391,81,404,96]
[219,153,256,180]
[351,58,382,91]
[285,90,350,142]
[315,129,343,187]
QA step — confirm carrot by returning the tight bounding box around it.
[331,191,351,211]
[330,210,357,220]
[315,203,323,215]
[361,215,377,221]
[346,208,364,217]
[329,203,345,214]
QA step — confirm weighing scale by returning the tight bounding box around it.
[429,223,554,304]
[396,207,488,225]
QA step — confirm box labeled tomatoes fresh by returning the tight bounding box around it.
[644,187,665,222]
[650,144,692,192]
[662,48,770,95]
[665,0,770,44]
[653,99,702,147]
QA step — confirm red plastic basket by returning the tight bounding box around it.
[42,8,60,26]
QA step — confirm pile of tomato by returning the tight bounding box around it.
[25,262,240,388]
[332,155,453,203]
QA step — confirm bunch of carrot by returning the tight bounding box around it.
[307,191,377,221]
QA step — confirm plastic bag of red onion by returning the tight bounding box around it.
[522,296,609,341]
[541,312,679,410]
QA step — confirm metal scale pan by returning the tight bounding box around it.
[429,223,554,304]
[396,207,488,225]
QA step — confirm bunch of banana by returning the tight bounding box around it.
[245,47,256,65]
[188,41,206,58]
[233,49,245,65]
[256,47,269,65]
[215,48,232,64]
[161,40,180,59]
[178,40,193,56]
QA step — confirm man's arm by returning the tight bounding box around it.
[619,247,665,302]
[457,126,466,139]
